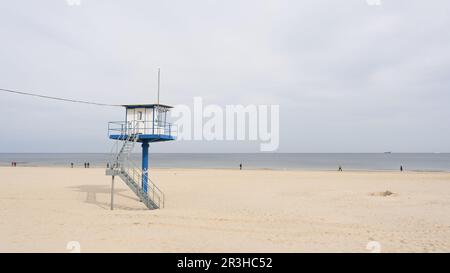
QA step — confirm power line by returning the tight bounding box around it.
[0,88,121,107]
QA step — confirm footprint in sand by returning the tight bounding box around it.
[369,191,397,197]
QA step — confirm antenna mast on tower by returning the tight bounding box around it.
[157,68,161,105]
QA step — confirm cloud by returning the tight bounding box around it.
[0,0,449,152]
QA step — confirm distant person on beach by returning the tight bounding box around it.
[71,163,74,168]
[87,162,90,168]
[84,162,86,168]
[240,163,242,170]
[338,165,343,172]
[107,163,110,169]
[400,165,403,172]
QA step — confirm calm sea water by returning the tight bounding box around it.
[1,153,450,171]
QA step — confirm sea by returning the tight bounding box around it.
[1,153,450,172]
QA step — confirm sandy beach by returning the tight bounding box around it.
[1,166,450,253]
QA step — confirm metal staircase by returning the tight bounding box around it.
[106,121,165,210]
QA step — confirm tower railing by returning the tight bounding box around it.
[119,156,165,208]
[108,120,177,139]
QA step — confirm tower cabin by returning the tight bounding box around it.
[109,104,175,142]
[106,104,175,210]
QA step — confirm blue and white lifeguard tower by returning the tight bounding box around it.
[106,103,176,210]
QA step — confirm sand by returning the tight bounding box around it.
[1,166,450,253]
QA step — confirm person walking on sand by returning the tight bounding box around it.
[71,163,74,168]
[338,165,343,172]
[240,163,242,170]
[400,165,403,172]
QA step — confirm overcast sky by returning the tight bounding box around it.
[1,0,449,153]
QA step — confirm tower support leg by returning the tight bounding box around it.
[110,175,115,210]
[142,141,149,193]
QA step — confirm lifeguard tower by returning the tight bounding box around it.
[106,103,176,210]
